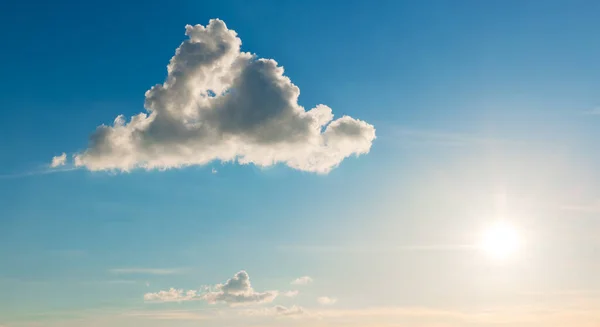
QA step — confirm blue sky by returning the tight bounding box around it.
[2,0,600,326]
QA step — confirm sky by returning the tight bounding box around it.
[1,0,600,326]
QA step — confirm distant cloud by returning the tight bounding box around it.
[313,306,477,320]
[211,168,218,174]
[126,310,208,321]
[202,271,278,306]
[282,290,299,297]
[0,166,78,180]
[291,276,313,285]
[144,288,198,303]
[110,268,181,275]
[317,296,337,305]
[63,19,375,174]
[273,305,306,316]
[241,305,306,317]
[144,270,277,306]
[309,305,600,326]
[50,153,67,167]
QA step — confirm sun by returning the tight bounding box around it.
[480,221,519,260]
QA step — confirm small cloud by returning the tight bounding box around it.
[50,152,67,168]
[282,290,299,297]
[211,168,218,174]
[110,268,181,275]
[144,270,277,306]
[144,288,198,303]
[274,305,306,316]
[317,296,337,305]
[274,305,306,317]
[146,281,150,287]
[202,271,278,306]
[291,276,313,285]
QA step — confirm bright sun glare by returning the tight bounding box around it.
[480,221,519,260]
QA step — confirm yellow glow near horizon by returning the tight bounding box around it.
[481,221,519,260]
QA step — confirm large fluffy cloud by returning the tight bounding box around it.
[67,19,375,173]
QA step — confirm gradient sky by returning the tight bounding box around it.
[2,0,600,326]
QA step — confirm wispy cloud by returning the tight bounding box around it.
[0,167,78,180]
[561,202,600,214]
[312,305,600,326]
[314,306,477,320]
[125,310,208,320]
[282,290,299,297]
[385,126,511,148]
[582,107,600,115]
[144,288,198,303]
[126,304,600,326]
[519,289,600,298]
[109,268,183,275]
[291,276,313,285]
[279,244,475,254]
[317,296,337,305]
[240,305,307,317]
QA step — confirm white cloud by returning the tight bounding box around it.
[274,305,306,316]
[291,276,313,285]
[64,19,375,174]
[144,288,198,303]
[202,271,278,306]
[211,167,218,174]
[109,268,181,275]
[282,290,299,297]
[50,152,67,167]
[317,296,337,305]
[143,271,277,306]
